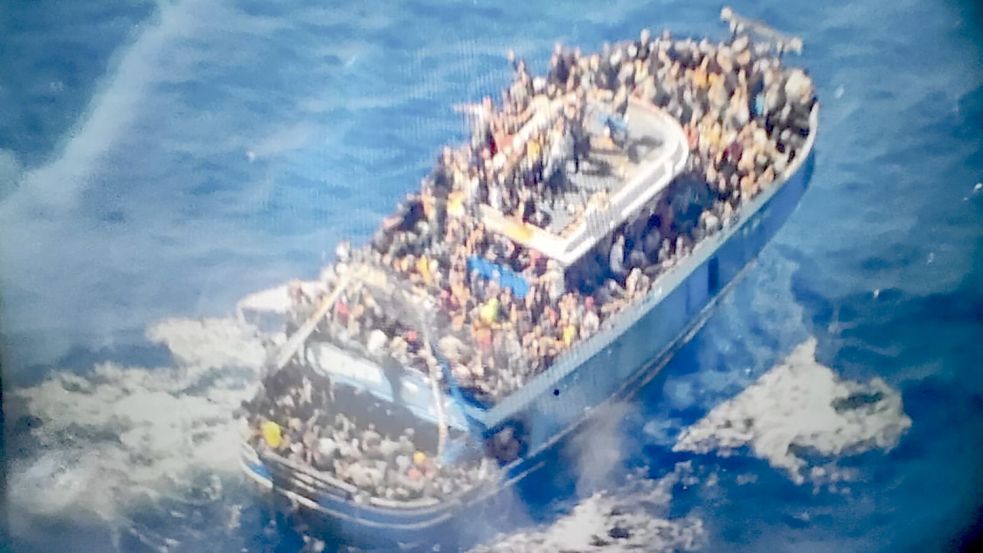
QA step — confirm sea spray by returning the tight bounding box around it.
[7,317,268,541]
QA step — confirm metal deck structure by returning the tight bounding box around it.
[479,98,689,266]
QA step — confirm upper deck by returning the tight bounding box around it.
[478,98,688,267]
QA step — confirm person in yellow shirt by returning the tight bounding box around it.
[447,191,465,217]
[261,420,283,449]
[562,323,577,347]
[480,297,500,325]
[416,256,434,286]
[527,138,541,164]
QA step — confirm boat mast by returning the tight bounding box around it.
[266,266,361,375]
[391,282,450,462]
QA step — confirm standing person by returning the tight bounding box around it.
[548,43,570,87]
[569,102,588,173]
[609,233,627,282]
[542,260,566,303]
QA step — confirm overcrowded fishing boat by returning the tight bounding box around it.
[237,7,818,550]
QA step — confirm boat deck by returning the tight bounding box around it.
[542,102,671,233]
[479,99,688,266]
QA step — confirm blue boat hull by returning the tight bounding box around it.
[243,112,818,551]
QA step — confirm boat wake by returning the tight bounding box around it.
[7,311,708,553]
[468,463,706,553]
[674,338,912,487]
[6,317,269,550]
[6,277,911,551]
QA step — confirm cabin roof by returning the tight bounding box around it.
[477,99,689,267]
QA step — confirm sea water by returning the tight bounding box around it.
[1,0,981,551]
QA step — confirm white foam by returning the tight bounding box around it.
[566,401,633,496]
[0,0,200,216]
[235,280,325,320]
[147,317,267,370]
[247,121,316,160]
[469,463,705,552]
[7,317,266,535]
[674,338,911,484]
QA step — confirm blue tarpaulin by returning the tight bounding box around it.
[466,256,530,299]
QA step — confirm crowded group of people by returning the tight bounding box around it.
[638,31,814,244]
[333,29,815,402]
[243,361,497,503]
[292,273,442,380]
[246,27,816,501]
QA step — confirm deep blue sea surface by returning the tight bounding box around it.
[1,0,981,551]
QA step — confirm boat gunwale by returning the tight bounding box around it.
[242,441,546,526]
